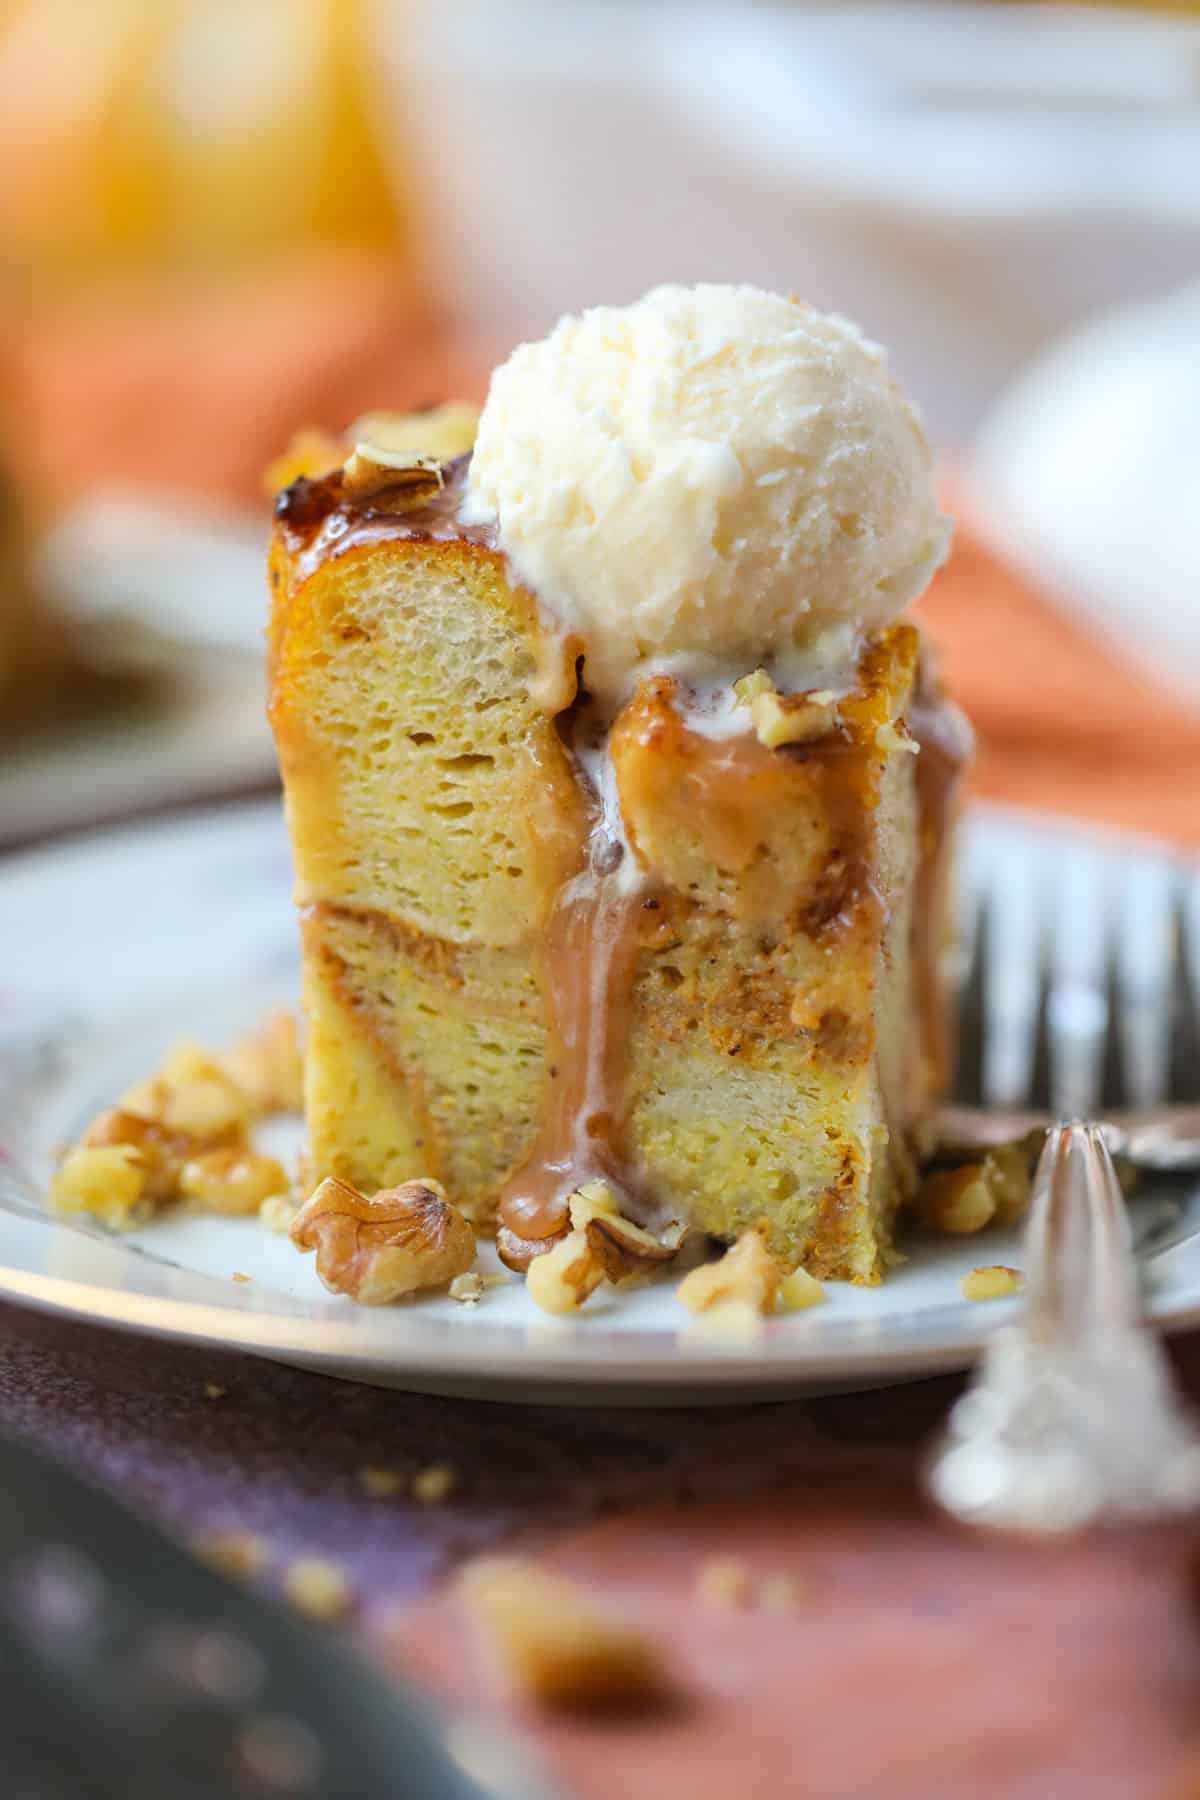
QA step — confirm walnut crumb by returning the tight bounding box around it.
[777,1267,826,1311]
[202,1382,226,1401]
[222,1008,304,1117]
[918,1145,1034,1234]
[459,1556,672,1711]
[961,1265,1023,1301]
[525,1230,606,1316]
[677,1227,783,1316]
[124,1041,250,1140]
[49,1144,151,1231]
[449,1272,485,1304]
[283,1556,355,1623]
[359,1465,406,1500]
[194,1531,270,1580]
[180,1147,289,1217]
[411,1462,457,1505]
[259,1192,299,1236]
[698,1558,807,1613]
[757,1571,809,1614]
[876,719,919,755]
[697,1556,752,1610]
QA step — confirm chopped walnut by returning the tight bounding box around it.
[49,1144,150,1231]
[751,687,839,749]
[411,1462,457,1505]
[123,1041,249,1141]
[289,1176,475,1304]
[222,1009,304,1117]
[523,1185,678,1312]
[341,447,443,504]
[194,1531,271,1581]
[525,1230,606,1316]
[347,402,479,466]
[961,1265,1024,1301]
[983,1143,1036,1226]
[757,1571,809,1614]
[917,1164,995,1234]
[180,1148,289,1217]
[259,1193,300,1236]
[697,1557,752,1610]
[676,1227,784,1316]
[80,1109,180,1203]
[584,1213,677,1283]
[359,1465,406,1500]
[496,1224,560,1273]
[203,1382,226,1400]
[733,668,775,706]
[449,1271,485,1305]
[918,1146,1034,1235]
[777,1266,826,1311]
[265,428,345,493]
[567,1180,620,1230]
[876,719,919,756]
[459,1557,672,1712]
[734,667,838,747]
[282,1557,355,1623]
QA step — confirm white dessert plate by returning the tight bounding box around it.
[1,796,1197,1406]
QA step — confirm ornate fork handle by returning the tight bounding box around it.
[928,1122,1200,1534]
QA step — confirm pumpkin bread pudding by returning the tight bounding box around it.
[267,286,971,1285]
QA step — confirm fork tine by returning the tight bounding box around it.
[1116,859,1176,1109]
[953,888,988,1106]
[1028,942,1053,1111]
[1098,939,1127,1112]
[1168,888,1200,1103]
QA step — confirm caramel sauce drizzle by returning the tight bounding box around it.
[275,454,498,581]
[496,798,648,1246]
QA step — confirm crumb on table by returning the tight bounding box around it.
[193,1531,271,1581]
[961,1265,1024,1302]
[282,1556,355,1624]
[458,1555,674,1712]
[411,1462,457,1505]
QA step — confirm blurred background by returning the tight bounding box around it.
[0,0,1198,849]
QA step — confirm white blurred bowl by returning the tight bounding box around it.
[371,0,1200,444]
[971,278,1200,708]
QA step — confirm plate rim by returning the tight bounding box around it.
[2,792,1198,1398]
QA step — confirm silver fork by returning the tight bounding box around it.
[943,825,1200,1171]
[926,829,1200,1532]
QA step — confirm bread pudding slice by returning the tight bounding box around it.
[269,430,967,1285]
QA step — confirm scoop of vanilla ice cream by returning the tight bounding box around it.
[463,284,950,705]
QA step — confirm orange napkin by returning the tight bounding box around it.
[919,515,1200,852]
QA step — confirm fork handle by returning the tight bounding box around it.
[927,1122,1200,1534]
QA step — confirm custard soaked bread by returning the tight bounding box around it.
[270,449,965,1281]
[269,288,969,1285]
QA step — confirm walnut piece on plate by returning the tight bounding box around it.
[221,1008,304,1117]
[676,1226,785,1316]
[179,1147,290,1216]
[289,1176,475,1304]
[524,1180,680,1315]
[917,1144,1034,1235]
